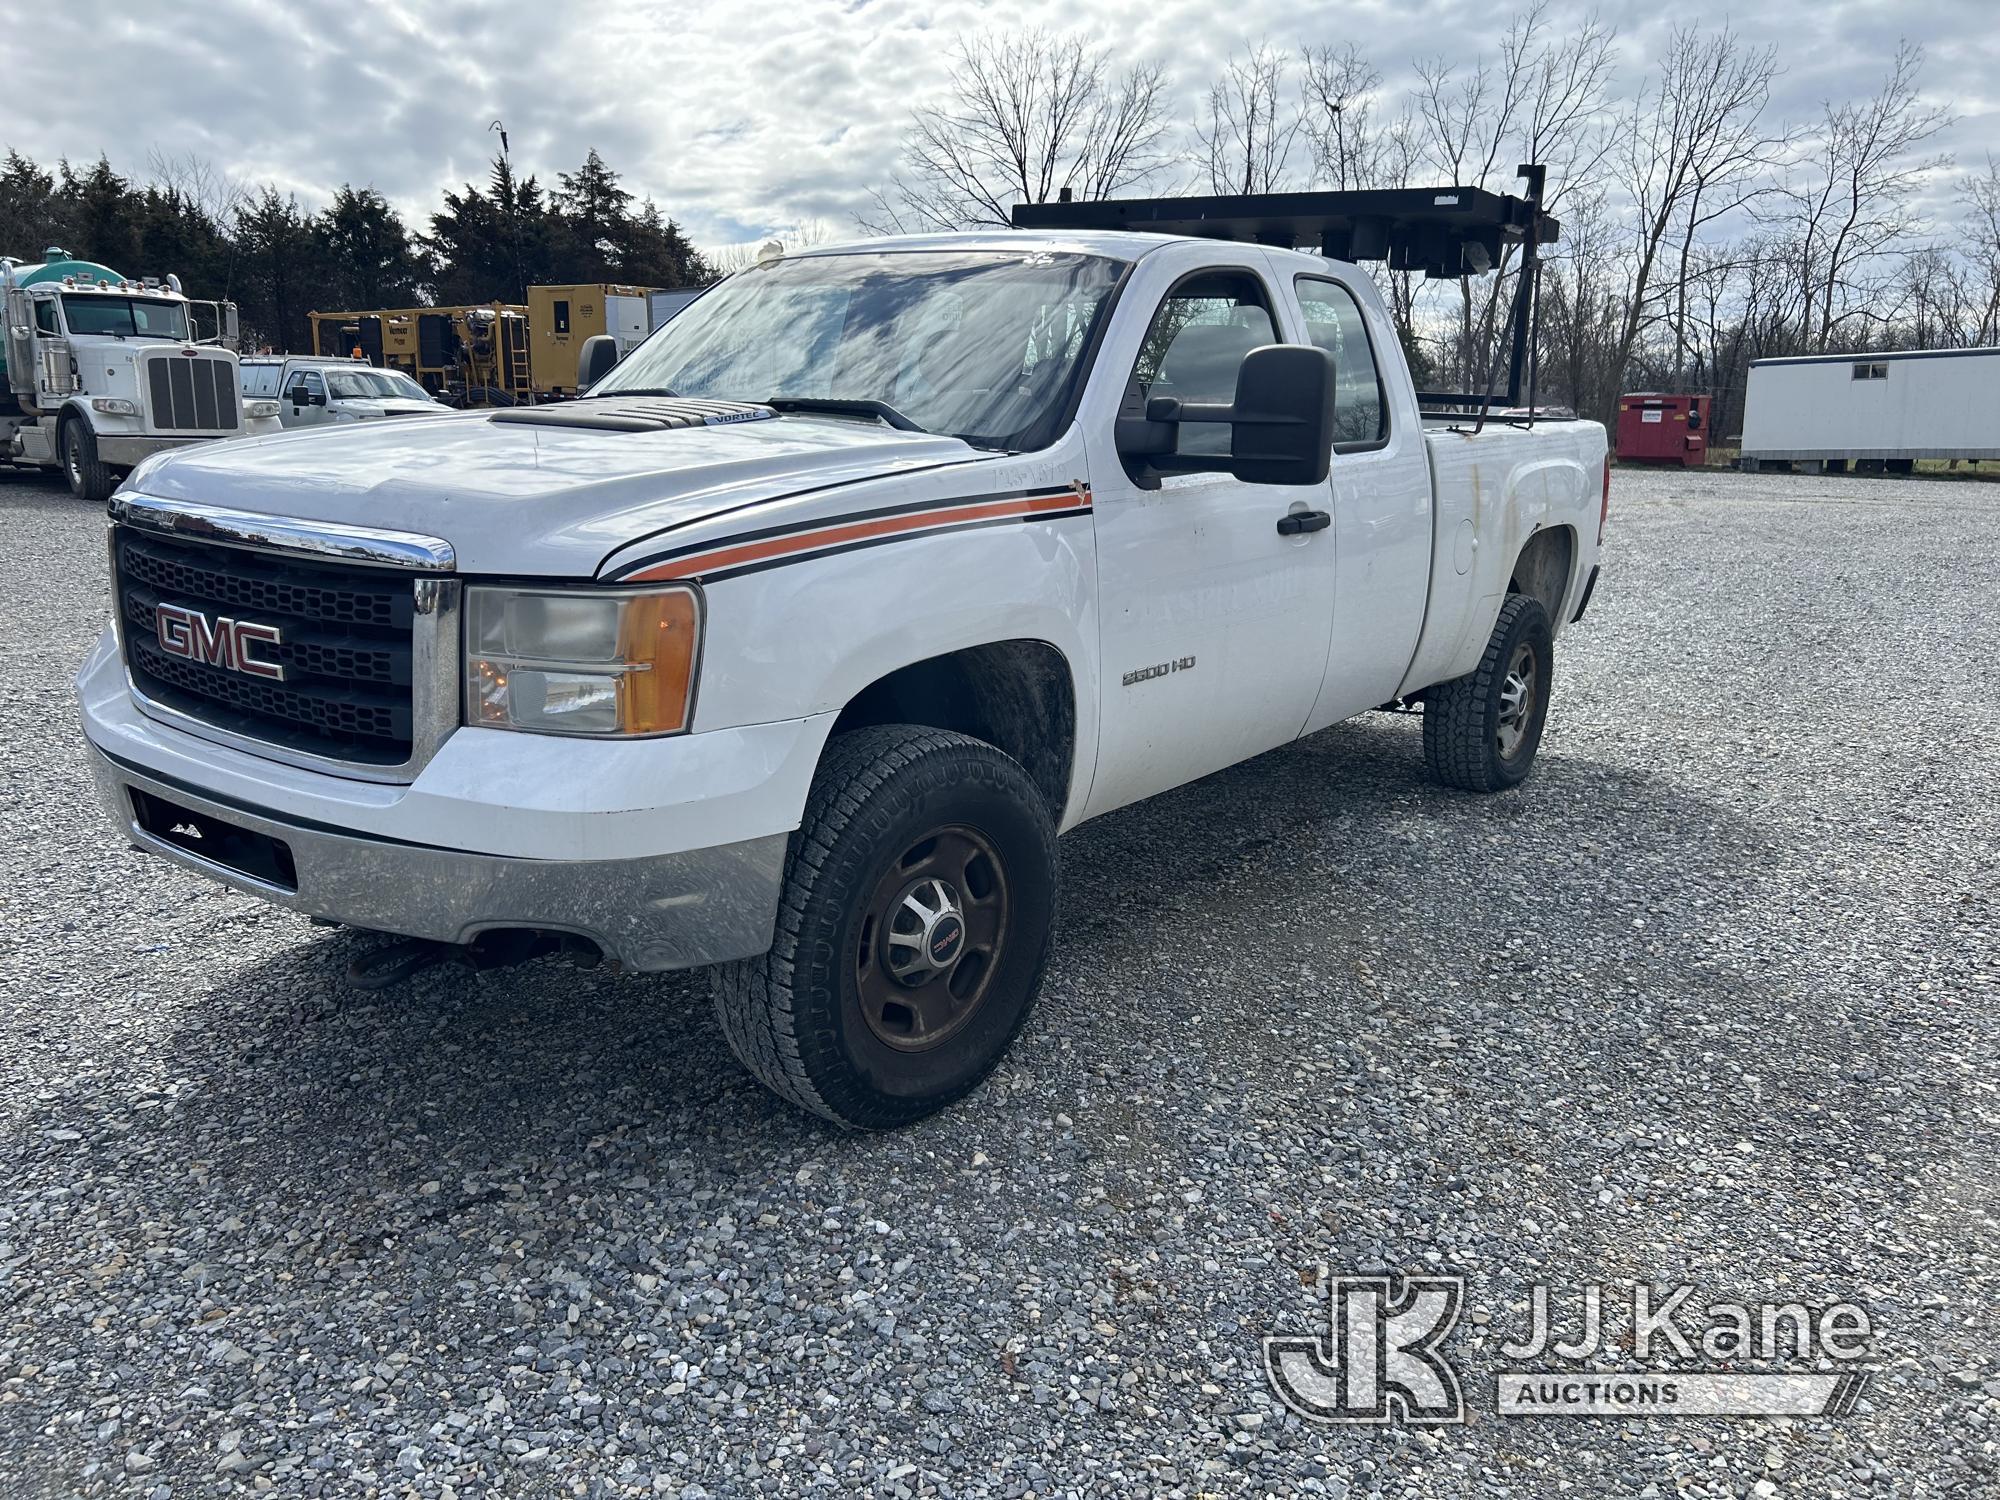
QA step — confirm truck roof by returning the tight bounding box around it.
[795,229,1344,272]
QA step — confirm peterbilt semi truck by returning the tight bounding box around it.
[2,250,273,499]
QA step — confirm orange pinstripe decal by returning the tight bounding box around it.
[624,488,1091,582]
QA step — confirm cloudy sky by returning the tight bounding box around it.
[4,0,1996,249]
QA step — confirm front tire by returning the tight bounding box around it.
[1422,594,1554,792]
[711,725,1058,1128]
[60,419,116,503]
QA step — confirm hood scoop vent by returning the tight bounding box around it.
[489,397,777,433]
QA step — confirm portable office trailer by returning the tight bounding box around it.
[1740,348,2000,469]
[527,284,654,398]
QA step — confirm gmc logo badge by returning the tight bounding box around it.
[155,602,286,681]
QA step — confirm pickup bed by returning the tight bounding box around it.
[78,217,1607,1126]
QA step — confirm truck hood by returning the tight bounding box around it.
[130,408,988,577]
[342,399,449,419]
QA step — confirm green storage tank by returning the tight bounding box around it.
[1,248,130,385]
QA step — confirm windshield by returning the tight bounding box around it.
[60,295,190,340]
[328,369,433,401]
[593,250,1126,450]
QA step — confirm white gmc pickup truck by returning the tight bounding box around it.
[78,184,1607,1127]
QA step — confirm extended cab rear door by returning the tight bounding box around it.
[1277,269,1435,731]
[1079,247,1338,819]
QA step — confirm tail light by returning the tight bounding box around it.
[1599,455,1612,545]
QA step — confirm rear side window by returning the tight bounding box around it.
[1295,277,1388,449]
[1132,270,1279,458]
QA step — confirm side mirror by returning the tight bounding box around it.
[577,334,620,391]
[1221,344,1337,486]
[1122,344,1337,488]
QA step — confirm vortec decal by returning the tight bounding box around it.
[155,603,286,681]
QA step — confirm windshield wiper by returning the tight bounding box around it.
[764,396,924,433]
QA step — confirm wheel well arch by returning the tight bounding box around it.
[830,640,1078,820]
[1508,524,1576,622]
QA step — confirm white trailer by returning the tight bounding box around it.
[1740,348,2000,470]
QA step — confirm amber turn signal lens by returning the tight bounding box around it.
[616,588,699,734]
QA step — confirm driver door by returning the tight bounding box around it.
[284,370,328,427]
[1081,258,1337,820]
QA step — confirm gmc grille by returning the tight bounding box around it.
[115,529,417,764]
[143,356,240,433]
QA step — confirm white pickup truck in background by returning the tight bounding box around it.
[77,179,1608,1127]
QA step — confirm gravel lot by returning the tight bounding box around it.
[0,463,1994,1499]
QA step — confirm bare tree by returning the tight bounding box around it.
[1779,41,1953,351]
[1414,3,1616,389]
[1196,44,1303,195]
[863,31,1174,231]
[1958,156,2000,346]
[1301,43,1386,190]
[145,150,248,227]
[1607,25,1783,420]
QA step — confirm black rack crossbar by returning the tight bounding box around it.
[1013,165,1556,417]
[1010,181,1557,279]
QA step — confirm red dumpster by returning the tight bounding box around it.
[1615,393,1709,467]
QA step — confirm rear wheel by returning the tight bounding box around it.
[60,419,116,503]
[1421,594,1554,792]
[711,724,1058,1128]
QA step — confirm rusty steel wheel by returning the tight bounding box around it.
[710,724,1059,1128]
[854,825,1011,1052]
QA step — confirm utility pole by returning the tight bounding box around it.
[490,119,526,305]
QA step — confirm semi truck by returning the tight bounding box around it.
[77,174,1609,1127]
[3,249,272,500]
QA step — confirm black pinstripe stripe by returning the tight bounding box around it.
[604,483,1087,582]
[695,504,1094,582]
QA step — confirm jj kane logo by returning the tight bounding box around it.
[1265,1272,1875,1425]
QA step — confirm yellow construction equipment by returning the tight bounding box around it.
[308,304,531,407]
[527,284,656,398]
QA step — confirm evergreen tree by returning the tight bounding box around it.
[317,187,424,310]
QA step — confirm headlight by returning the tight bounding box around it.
[465,585,701,736]
[245,399,280,419]
[90,397,136,415]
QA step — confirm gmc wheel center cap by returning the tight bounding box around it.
[926,914,964,965]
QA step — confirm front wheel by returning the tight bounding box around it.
[1421,594,1554,792]
[711,724,1058,1128]
[60,420,116,503]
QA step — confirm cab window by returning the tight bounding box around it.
[34,300,59,336]
[1294,277,1387,449]
[1131,270,1278,458]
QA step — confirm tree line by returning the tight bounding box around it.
[0,148,711,356]
[865,9,1995,437]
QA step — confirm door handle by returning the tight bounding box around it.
[1276,509,1331,536]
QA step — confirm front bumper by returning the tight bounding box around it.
[98,434,226,466]
[87,745,788,970]
[78,629,832,971]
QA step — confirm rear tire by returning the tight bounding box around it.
[711,724,1058,1128]
[1422,594,1554,792]
[60,419,116,503]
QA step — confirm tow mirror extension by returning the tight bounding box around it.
[1117,344,1338,489]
